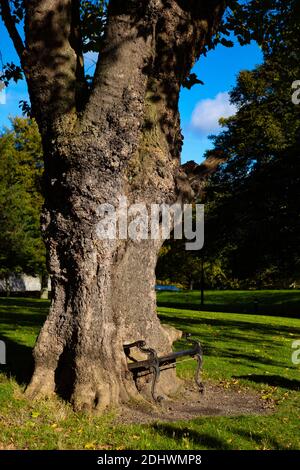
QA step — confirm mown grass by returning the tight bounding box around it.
[157,289,300,317]
[0,292,299,450]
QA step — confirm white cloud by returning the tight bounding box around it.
[191,92,237,135]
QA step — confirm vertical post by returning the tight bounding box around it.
[40,272,49,299]
[0,340,6,365]
[200,253,204,307]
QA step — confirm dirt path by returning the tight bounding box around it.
[116,381,274,425]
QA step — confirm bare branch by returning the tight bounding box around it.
[0,0,25,60]
[176,155,226,201]
[183,155,226,179]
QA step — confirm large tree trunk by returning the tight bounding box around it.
[28,238,180,410]
[26,88,183,409]
[20,0,226,411]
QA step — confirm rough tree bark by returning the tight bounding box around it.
[1,0,226,411]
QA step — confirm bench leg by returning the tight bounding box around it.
[194,352,204,394]
[150,361,164,403]
[137,343,164,403]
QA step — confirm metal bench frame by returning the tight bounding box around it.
[124,334,204,402]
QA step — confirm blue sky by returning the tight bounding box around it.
[0,20,262,164]
[180,41,262,162]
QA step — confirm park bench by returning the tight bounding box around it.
[124,333,204,402]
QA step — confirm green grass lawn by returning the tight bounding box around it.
[0,292,299,450]
[157,289,300,317]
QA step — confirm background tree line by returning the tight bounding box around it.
[157,13,300,289]
[0,117,47,294]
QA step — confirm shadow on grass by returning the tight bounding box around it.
[0,300,47,332]
[0,334,34,386]
[0,296,50,311]
[152,423,231,450]
[233,428,286,449]
[235,374,300,391]
[0,299,44,386]
[0,316,45,330]
[204,347,288,368]
[160,312,300,338]
[160,312,300,370]
[157,301,300,319]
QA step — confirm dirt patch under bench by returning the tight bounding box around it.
[116,381,274,425]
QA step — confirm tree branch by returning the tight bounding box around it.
[0,0,25,60]
[23,0,80,136]
[70,0,87,110]
[176,154,226,201]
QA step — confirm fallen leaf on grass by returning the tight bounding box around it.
[84,442,96,450]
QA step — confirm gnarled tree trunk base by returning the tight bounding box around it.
[25,240,183,412]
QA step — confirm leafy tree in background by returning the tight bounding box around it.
[203,20,300,288]
[157,1,300,289]
[156,239,203,290]
[156,238,232,290]
[0,118,47,294]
